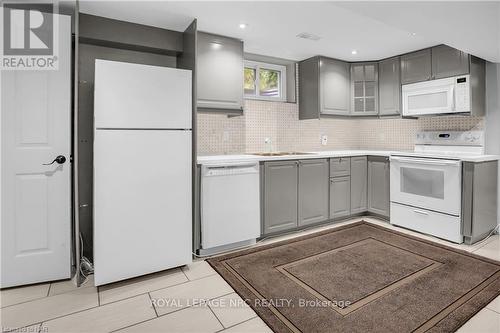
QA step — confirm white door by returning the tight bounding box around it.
[94,60,192,129]
[93,130,192,286]
[390,156,462,216]
[1,15,72,288]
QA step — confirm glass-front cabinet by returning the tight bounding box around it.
[351,62,378,116]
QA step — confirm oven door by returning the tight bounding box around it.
[390,156,462,216]
[402,78,456,116]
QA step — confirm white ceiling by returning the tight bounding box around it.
[79,1,500,63]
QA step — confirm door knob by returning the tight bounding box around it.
[43,155,66,165]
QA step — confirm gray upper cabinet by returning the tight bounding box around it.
[298,45,480,120]
[263,161,298,235]
[367,156,390,218]
[298,159,329,226]
[330,176,351,220]
[401,45,471,85]
[431,45,469,80]
[400,49,432,84]
[197,32,243,112]
[350,156,367,214]
[321,57,351,116]
[378,57,401,116]
[299,56,350,119]
[298,57,320,120]
[350,63,378,116]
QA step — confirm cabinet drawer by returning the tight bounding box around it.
[330,157,351,177]
[390,202,463,243]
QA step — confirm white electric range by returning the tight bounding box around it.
[389,131,484,243]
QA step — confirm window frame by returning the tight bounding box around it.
[244,60,287,102]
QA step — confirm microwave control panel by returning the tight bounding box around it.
[455,75,471,112]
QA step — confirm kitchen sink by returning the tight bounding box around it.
[251,152,317,156]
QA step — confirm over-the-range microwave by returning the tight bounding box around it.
[402,75,470,117]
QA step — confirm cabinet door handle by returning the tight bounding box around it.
[414,209,429,216]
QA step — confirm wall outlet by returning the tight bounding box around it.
[321,134,328,146]
[222,130,230,142]
[264,137,273,152]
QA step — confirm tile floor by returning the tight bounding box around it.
[1,217,499,333]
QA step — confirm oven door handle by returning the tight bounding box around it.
[413,209,429,216]
[390,156,461,166]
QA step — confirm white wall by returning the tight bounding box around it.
[485,62,500,225]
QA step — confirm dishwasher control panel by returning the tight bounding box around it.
[203,163,259,176]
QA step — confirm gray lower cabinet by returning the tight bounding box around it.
[350,156,367,214]
[367,156,390,217]
[400,49,432,84]
[298,56,350,119]
[431,45,469,79]
[298,159,329,226]
[263,161,298,234]
[197,32,244,112]
[261,156,389,235]
[378,56,401,116]
[330,176,351,219]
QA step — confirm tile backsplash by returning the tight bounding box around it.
[197,100,484,155]
[357,116,484,150]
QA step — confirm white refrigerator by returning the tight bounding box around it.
[93,60,192,286]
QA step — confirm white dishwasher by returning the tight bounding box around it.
[201,162,260,254]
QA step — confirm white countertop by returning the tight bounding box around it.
[197,150,500,165]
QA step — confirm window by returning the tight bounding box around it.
[244,61,286,101]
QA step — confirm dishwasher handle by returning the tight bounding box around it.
[202,162,259,177]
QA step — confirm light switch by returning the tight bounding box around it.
[321,134,328,146]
